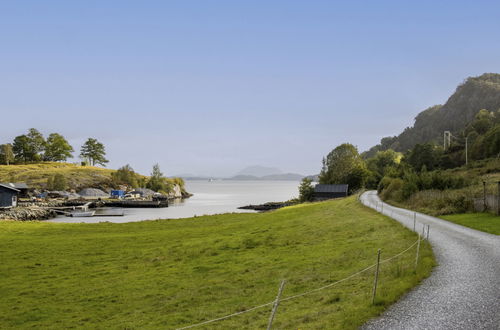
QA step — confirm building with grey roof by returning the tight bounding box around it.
[313,184,348,200]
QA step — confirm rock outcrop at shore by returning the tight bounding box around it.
[0,208,57,221]
[238,201,295,211]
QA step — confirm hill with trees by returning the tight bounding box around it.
[364,73,500,158]
[0,162,188,197]
[306,73,500,216]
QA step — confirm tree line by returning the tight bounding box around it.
[0,128,108,166]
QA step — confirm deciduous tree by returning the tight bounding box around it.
[44,133,74,161]
[319,143,368,192]
[111,164,139,188]
[13,135,34,163]
[0,144,14,165]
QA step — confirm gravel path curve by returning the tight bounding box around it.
[360,191,500,330]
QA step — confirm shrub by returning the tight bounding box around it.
[380,178,404,201]
[298,178,315,202]
[47,174,67,191]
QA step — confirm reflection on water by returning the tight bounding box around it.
[49,180,300,223]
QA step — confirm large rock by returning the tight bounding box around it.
[168,184,183,198]
[47,191,81,199]
[0,207,56,221]
[129,188,156,197]
[78,188,108,197]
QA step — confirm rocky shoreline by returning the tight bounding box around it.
[0,208,57,221]
[238,201,295,211]
[2,195,191,221]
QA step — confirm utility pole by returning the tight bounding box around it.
[444,131,451,150]
[465,136,468,166]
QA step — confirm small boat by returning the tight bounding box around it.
[67,211,95,217]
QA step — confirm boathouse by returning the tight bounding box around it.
[0,183,20,208]
[313,184,349,200]
[0,182,29,197]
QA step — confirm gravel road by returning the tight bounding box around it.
[360,191,500,330]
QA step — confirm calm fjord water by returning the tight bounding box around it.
[50,180,300,223]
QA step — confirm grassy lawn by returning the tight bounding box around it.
[441,213,500,235]
[0,197,434,329]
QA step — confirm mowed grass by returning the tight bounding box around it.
[0,197,434,329]
[441,213,500,235]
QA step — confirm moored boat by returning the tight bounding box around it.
[67,211,96,217]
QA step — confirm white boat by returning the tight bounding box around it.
[67,211,95,217]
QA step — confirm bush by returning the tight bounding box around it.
[377,176,393,193]
[380,178,404,201]
[401,181,418,199]
[298,178,314,202]
[406,190,473,215]
[47,174,67,191]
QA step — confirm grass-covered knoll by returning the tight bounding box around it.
[0,197,434,329]
[0,162,116,190]
[441,213,500,235]
[0,162,186,193]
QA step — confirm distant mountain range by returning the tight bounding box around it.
[176,165,305,181]
[236,165,283,177]
[363,73,500,158]
[227,173,304,181]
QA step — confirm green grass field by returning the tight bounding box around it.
[441,213,500,235]
[0,197,434,329]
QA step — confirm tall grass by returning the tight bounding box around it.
[379,158,500,215]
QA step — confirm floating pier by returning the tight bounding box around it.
[103,200,168,208]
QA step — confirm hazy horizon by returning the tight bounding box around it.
[2,1,500,177]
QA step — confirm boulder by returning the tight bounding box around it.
[78,188,108,197]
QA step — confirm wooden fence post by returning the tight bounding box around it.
[372,249,381,305]
[426,225,430,240]
[497,182,500,215]
[267,280,286,330]
[413,213,416,231]
[483,181,487,212]
[415,234,421,271]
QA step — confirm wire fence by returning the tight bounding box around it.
[176,197,428,330]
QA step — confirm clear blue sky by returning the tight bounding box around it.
[1,1,499,176]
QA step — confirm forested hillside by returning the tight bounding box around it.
[364,73,500,158]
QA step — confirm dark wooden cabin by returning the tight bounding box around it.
[0,182,29,198]
[313,184,349,200]
[0,184,20,208]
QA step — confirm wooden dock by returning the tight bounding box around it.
[103,200,168,208]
